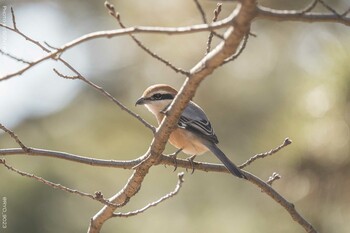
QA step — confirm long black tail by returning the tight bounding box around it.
[204,142,246,179]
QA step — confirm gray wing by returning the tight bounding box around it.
[178,101,219,144]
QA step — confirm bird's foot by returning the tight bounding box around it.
[186,155,197,174]
[168,149,182,172]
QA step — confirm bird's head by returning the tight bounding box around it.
[135,84,178,118]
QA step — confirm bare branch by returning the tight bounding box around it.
[6,8,50,52]
[1,8,155,132]
[343,7,350,17]
[89,3,255,232]
[0,147,142,168]
[0,8,240,82]
[112,172,184,217]
[221,32,250,65]
[266,172,281,186]
[44,41,59,50]
[0,159,119,207]
[257,5,350,26]
[55,59,156,132]
[1,143,317,233]
[193,0,208,24]
[105,1,190,76]
[0,49,32,64]
[300,0,318,15]
[206,3,222,54]
[245,171,317,233]
[10,7,17,30]
[239,138,292,169]
[317,0,341,18]
[0,123,29,152]
[53,68,80,80]
[0,3,324,233]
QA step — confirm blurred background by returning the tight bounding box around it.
[0,0,349,232]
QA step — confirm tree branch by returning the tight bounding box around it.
[0,2,329,233]
[104,2,190,76]
[0,159,119,207]
[112,172,184,217]
[0,8,155,132]
[206,3,223,54]
[0,10,240,82]
[239,138,292,169]
[257,5,350,26]
[53,66,156,133]
[88,2,256,232]
[0,49,32,64]
[0,123,29,152]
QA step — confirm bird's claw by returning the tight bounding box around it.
[186,155,197,174]
[169,149,182,172]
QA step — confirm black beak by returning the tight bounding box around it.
[135,97,146,106]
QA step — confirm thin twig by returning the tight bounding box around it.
[0,123,29,152]
[3,8,155,132]
[112,172,184,217]
[193,0,208,24]
[53,63,156,133]
[104,1,190,76]
[317,0,341,18]
[0,147,143,168]
[0,8,241,82]
[342,7,350,17]
[239,138,292,169]
[300,0,318,15]
[0,159,119,207]
[10,7,17,30]
[44,41,59,50]
[206,3,222,54]
[266,172,281,186]
[9,8,49,52]
[257,5,350,26]
[221,32,250,65]
[0,49,32,64]
[53,68,80,80]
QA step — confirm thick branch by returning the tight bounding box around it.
[88,2,257,232]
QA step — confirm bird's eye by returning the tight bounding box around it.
[152,93,162,100]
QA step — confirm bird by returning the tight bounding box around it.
[135,84,246,179]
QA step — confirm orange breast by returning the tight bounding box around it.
[169,128,209,155]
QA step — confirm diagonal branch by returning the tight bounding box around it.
[239,138,292,169]
[206,3,222,54]
[221,32,250,65]
[104,2,190,76]
[1,8,155,132]
[317,0,341,18]
[193,0,208,24]
[52,66,155,133]
[88,2,255,232]
[0,49,32,64]
[0,159,120,207]
[112,172,184,217]
[0,123,29,152]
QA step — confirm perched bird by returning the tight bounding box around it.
[136,84,246,179]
